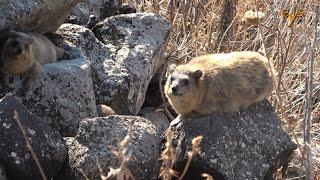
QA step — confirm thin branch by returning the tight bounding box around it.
[13,110,47,180]
[178,136,203,180]
[159,62,175,121]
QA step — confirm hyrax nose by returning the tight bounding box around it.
[172,86,178,93]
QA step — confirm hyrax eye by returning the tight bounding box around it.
[182,79,189,85]
[170,76,175,82]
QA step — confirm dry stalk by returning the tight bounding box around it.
[79,168,90,180]
[159,129,179,180]
[178,135,203,180]
[13,110,47,180]
[216,0,238,52]
[103,120,136,180]
[303,5,319,180]
[159,62,175,121]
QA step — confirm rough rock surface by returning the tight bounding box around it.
[0,163,7,180]
[140,107,170,135]
[92,13,171,115]
[169,100,296,179]
[72,0,122,25]
[0,0,81,33]
[0,94,67,180]
[2,59,97,136]
[59,116,161,180]
[57,13,171,115]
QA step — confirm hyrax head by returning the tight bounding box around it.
[1,31,33,57]
[0,31,34,74]
[165,64,203,99]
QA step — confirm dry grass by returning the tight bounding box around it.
[159,128,203,180]
[124,0,320,178]
[102,120,136,180]
[159,129,179,180]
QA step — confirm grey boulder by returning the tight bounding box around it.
[4,59,97,136]
[59,116,161,180]
[140,107,170,135]
[0,94,67,180]
[56,13,171,116]
[169,100,296,179]
[71,0,123,25]
[92,13,171,115]
[0,0,81,33]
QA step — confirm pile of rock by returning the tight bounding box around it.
[0,1,296,179]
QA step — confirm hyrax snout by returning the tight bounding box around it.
[164,51,274,118]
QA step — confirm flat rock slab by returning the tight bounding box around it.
[58,116,161,180]
[169,100,296,179]
[0,0,81,33]
[0,94,67,180]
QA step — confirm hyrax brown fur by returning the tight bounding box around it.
[0,30,67,90]
[164,51,274,118]
[96,104,117,117]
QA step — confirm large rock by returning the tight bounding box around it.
[140,107,170,135]
[0,0,81,33]
[0,163,7,180]
[3,59,97,136]
[58,116,161,180]
[92,13,171,115]
[71,0,123,25]
[0,94,67,180]
[57,13,171,115]
[169,100,296,179]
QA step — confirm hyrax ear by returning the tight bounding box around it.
[193,69,203,80]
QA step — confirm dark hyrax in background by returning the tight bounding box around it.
[0,30,68,91]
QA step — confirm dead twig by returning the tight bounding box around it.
[178,136,203,180]
[103,120,136,180]
[13,110,47,180]
[159,129,179,180]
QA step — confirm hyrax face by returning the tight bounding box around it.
[165,64,203,101]
[0,32,33,75]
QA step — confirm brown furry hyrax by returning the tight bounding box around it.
[0,30,67,90]
[96,104,117,117]
[165,51,274,118]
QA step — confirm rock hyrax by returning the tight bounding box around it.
[0,30,67,90]
[164,51,274,118]
[96,104,117,117]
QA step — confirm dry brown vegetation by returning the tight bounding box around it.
[124,0,320,179]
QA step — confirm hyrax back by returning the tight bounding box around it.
[96,104,116,117]
[164,51,274,118]
[0,30,67,90]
